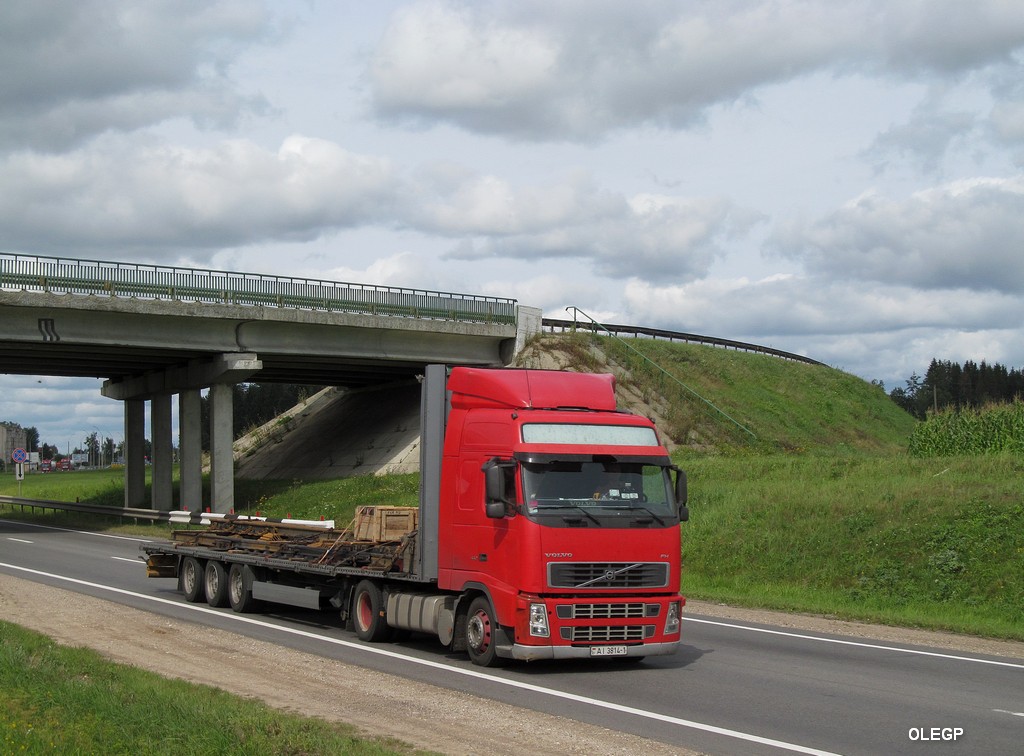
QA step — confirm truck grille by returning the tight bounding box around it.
[560,625,654,642]
[548,562,669,589]
[556,603,660,619]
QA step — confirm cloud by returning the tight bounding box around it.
[0,136,399,260]
[866,94,978,173]
[988,63,1024,151]
[369,0,1024,142]
[622,274,1023,338]
[435,178,762,282]
[770,177,1024,293]
[0,135,754,285]
[0,0,276,151]
[0,376,123,449]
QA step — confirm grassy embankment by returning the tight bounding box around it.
[0,622,419,755]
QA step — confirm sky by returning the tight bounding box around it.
[2,0,1024,451]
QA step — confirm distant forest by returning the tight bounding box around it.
[889,359,1024,420]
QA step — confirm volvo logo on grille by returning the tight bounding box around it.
[604,570,616,581]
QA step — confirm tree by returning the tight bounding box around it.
[890,372,929,419]
[84,432,100,467]
[892,358,1024,416]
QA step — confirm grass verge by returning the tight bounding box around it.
[678,451,1024,640]
[0,621,423,755]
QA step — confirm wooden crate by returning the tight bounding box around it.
[353,506,418,541]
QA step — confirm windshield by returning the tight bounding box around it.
[521,460,675,518]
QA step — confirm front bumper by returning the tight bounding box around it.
[504,639,680,662]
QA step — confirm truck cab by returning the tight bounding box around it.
[436,367,687,663]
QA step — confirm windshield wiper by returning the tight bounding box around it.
[561,502,601,525]
[537,500,601,525]
[632,505,665,525]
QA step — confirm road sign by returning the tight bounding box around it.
[15,462,24,481]
[11,447,28,464]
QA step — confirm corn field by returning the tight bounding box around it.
[908,400,1024,456]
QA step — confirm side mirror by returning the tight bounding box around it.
[483,459,510,519]
[674,468,688,522]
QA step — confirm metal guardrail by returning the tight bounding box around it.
[0,253,517,326]
[0,495,333,528]
[0,494,173,523]
[542,317,825,366]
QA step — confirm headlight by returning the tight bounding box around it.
[529,603,549,637]
[665,600,681,635]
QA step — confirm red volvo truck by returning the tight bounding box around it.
[143,364,688,666]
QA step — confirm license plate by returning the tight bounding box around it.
[590,645,628,657]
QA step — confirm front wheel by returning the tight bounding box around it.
[465,596,506,667]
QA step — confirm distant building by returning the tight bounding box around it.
[0,421,28,469]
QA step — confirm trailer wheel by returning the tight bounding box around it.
[228,563,258,613]
[204,561,229,607]
[352,580,392,642]
[465,595,504,667]
[181,557,205,603]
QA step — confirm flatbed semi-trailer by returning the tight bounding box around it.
[142,365,688,666]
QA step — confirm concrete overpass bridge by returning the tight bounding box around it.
[0,253,539,513]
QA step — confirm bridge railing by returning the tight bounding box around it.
[0,253,517,326]
[542,317,824,366]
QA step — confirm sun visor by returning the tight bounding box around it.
[448,368,617,411]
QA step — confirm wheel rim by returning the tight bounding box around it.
[356,591,373,632]
[205,569,218,596]
[184,561,198,592]
[229,570,242,604]
[468,610,492,653]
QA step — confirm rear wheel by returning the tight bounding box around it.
[204,561,229,607]
[465,595,505,667]
[352,580,392,642]
[228,563,258,613]
[181,557,204,603]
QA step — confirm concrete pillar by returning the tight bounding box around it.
[124,398,146,508]
[178,389,203,512]
[209,382,234,514]
[512,305,543,361]
[151,394,173,511]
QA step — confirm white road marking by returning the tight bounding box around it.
[111,556,142,564]
[684,616,1024,670]
[993,709,1024,717]
[6,537,33,544]
[0,518,152,542]
[0,561,840,756]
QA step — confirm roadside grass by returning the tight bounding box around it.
[0,466,130,505]
[0,621,422,756]
[678,451,1024,640]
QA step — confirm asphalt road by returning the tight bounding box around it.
[2,517,1021,755]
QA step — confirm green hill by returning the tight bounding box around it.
[515,332,917,453]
